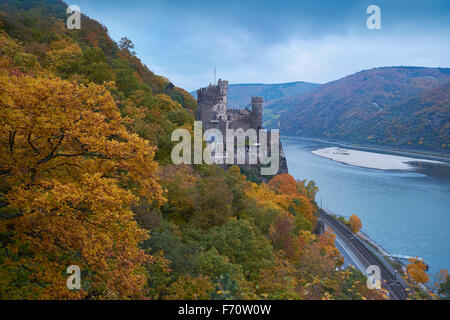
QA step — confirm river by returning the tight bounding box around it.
[282,137,450,278]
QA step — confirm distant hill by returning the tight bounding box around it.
[353,81,450,150]
[190,81,319,120]
[267,67,450,152]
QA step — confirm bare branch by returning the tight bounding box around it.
[27,132,40,154]
[8,131,16,153]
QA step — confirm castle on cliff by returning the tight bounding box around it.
[196,79,288,175]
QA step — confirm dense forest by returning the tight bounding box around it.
[1,0,446,300]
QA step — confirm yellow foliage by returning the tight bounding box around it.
[0,71,164,299]
[407,258,430,284]
[349,214,362,233]
[246,182,286,212]
[165,275,214,300]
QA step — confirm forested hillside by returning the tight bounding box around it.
[353,81,450,150]
[267,67,450,152]
[0,0,387,300]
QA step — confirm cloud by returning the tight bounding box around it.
[74,0,450,91]
[148,29,450,91]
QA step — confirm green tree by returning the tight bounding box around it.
[206,220,275,281]
[438,275,450,299]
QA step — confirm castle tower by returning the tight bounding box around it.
[217,79,228,105]
[196,79,228,130]
[251,96,263,130]
[216,79,228,119]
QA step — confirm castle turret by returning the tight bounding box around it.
[251,96,263,130]
[217,79,228,106]
[196,79,228,130]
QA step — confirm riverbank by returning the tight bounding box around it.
[312,147,443,171]
[282,136,450,163]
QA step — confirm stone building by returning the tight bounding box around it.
[196,79,288,175]
[197,79,263,132]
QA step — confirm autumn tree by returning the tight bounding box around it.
[268,174,298,197]
[256,253,300,299]
[119,37,135,53]
[0,31,41,74]
[269,214,295,256]
[306,181,319,201]
[0,71,163,299]
[407,258,430,284]
[349,214,362,233]
[46,38,83,79]
[165,275,214,300]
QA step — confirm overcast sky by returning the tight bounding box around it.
[72,0,450,91]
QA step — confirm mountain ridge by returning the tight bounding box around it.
[267,66,450,152]
[190,81,320,110]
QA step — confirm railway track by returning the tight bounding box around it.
[320,211,409,300]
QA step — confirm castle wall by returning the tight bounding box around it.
[226,109,252,131]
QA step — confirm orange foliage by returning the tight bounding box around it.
[407,258,430,284]
[318,228,344,266]
[349,214,362,233]
[269,174,299,197]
